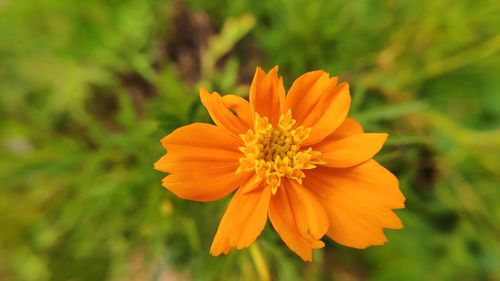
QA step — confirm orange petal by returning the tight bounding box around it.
[268,184,325,262]
[200,89,251,135]
[285,70,338,125]
[210,185,272,255]
[154,123,246,202]
[304,161,405,249]
[160,122,242,150]
[155,155,239,174]
[286,180,329,239]
[161,171,249,202]
[301,83,351,146]
[314,133,388,168]
[240,175,264,194]
[322,117,364,142]
[249,66,286,125]
[221,94,254,128]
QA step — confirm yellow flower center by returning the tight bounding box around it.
[236,110,324,194]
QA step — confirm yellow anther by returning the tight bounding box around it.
[278,109,296,130]
[237,113,324,194]
[255,160,269,177]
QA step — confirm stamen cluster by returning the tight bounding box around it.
[237,110,324,194]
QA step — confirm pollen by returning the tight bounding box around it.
[236,110,325,194]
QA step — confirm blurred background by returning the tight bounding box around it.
[1,0,499,280]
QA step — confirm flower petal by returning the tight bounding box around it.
[154,123,246,202]
[240,175,264,194]
[160,171,249,202]
[304,161,405,249]
[210,185,272,255]
[285,70,338,125]
[311,118,364,164]
[315,133,388,168]
[268,184,325,262]
[200,89,251,135]
[323,117,364,141]
[301,83,351,146]
[286,180,329,239]
[221,94,254,128]
[249,66,286,125]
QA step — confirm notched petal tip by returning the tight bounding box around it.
[210,243,231,257]
[199,87,211,99]
[199,89,251,136]
[268,186,327,262]
[306,160,405,249]
[254,66,266,77]
[250,66,285,124]
[153,158,164,171]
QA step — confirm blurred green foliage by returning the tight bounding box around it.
[1,0,499,280]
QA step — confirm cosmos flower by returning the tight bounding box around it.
[154,66,405,261]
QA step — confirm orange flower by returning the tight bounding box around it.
[154,66,405,261]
